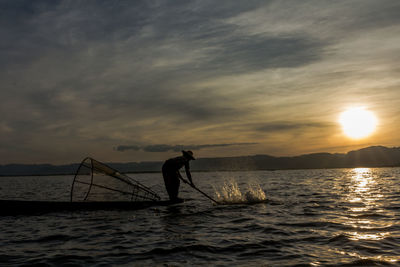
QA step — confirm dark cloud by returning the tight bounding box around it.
[255,122,332,133]
[115,145,141,152]
[338,1,400,32]
[116,143,258,152]
[0,1,323,70]
[205,35,323,74]
[0,0,325,126]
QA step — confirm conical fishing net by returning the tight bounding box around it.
[70,157,161,202]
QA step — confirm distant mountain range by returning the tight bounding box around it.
[1,146,400,176]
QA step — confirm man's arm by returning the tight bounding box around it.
[184,163,193,185]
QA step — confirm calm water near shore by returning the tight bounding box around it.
[1,168,400,266]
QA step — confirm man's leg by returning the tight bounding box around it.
[163,171,180,201]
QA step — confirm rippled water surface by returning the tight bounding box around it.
[1,168,400,266]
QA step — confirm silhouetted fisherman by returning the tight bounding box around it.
[162,150,195,202]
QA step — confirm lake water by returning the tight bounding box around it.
[1,168,400,266]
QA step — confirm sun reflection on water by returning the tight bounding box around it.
[346,168,377,210]
[331,168,399,263]
[338,168,396,248]
[351,168,375,193]
[348,232,389,241]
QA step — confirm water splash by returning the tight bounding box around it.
[214,180,267,204]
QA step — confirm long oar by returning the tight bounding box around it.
[179,177,220,204]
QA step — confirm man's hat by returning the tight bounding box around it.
[182,150,195,160]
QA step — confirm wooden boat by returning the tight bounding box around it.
[0,199,183,216]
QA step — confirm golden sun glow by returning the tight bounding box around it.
[339,107,377,139]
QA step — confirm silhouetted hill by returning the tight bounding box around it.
[191,146,400,171]
[1,146,400,176]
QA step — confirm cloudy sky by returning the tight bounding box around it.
[1,0,400,164]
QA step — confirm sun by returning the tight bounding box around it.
[339,107,377,139]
